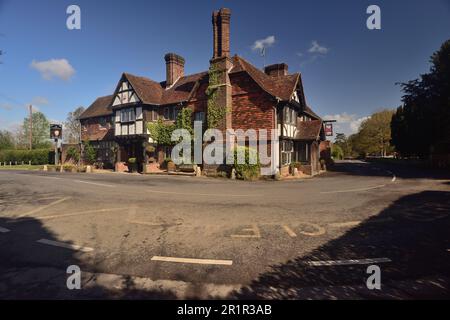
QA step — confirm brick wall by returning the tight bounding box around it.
[81,117,114,141]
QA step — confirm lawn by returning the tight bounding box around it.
[0,165,43,171]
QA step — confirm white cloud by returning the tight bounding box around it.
[30,59,75,81]
[323,113,370,137]
[252,36,276,51]
[31,96,49,107]
[308,41,329,54]
[0,102,13,110]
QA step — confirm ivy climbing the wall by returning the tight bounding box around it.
[206,64,227,129]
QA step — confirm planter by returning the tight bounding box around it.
[167,161,176,172]
[178,164,197,173]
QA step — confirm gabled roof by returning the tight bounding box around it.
[123,73,163,105]
[80,55,320,120]
[296,120,323,141]
[79,95,113,120]
[160,71,208,105]
[230,55,299,101]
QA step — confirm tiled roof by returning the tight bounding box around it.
[80,55,319,120]
[296,120,323,141]
[230,55,299,101]
[79,95,113,120]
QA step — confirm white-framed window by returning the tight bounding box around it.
[284,107,296,125]
[281,140,294,165]
[120,108,135,123]
[194,111,205,123]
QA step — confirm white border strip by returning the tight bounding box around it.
[36,239,94,252]
[305,257,391,267]
[0,226,10,233]
[151,256,233,266]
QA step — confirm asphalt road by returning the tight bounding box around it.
[0,160,449,299]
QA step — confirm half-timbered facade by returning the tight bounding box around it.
[79,8,326,175]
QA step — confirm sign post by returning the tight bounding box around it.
[50,124,62,165]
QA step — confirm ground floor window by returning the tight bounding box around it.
[281,140,294,165]
[296,142,309,163]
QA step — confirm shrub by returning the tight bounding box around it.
[0,149,51,165]
[233,146,260,180]
[66,147,80,163]
[127,157,137,172]
[83,141,96,164]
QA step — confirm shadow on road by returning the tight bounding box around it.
[229,190,450,299]
[327,160,450,180]
[1,190,450,299]
[0,216,177,299]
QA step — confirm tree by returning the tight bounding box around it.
[392,39,450,157]
[0,130,14,150]
[331,144,344,160]
[64,106,85,144]
[334,133,352,158]
[22,111,51,149]
[83,141,96,164]
[349,110,395,157]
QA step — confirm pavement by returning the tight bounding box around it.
[0,160,449,299]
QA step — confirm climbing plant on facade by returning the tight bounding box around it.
[206,64,227,129]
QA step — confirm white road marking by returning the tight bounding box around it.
[151,256,232,266]
[320,184,386,194]
[282,225,297,237]
[306,257,391,267]
[74,180,114,188]
[296,222,326,236]
[36,239,94,252]
[17,197,70,218]
[0,226,11,233]
[146,188,254,198]
[231,224,261,238]
[35,207,129,220]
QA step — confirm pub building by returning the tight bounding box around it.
[78,8,328,176]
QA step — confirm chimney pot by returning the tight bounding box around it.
[264,63,289,77]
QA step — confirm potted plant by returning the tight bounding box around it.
[127,158,137,173]
[164,158,176,172]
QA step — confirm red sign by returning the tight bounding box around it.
[325,123,333,136]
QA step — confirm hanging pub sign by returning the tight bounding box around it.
[324,123,333,137]
[50,124,62,140]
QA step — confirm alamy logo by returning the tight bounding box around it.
[170,122,280,176]
[66,265,81,290]
[366,5,381,30]
[366,265,381,290]
[66,5,81,30]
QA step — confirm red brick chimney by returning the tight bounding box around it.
[209,8,233,131]
[264,63,289,77]
[164,53,185,87]
[212,8,231,58]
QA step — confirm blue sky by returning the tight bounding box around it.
[0,0,449,137]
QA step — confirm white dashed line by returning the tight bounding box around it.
[305,257,391,267]
[320,184,386,194]
[74,180,114,188]
[17,197,70,218]
[0,226,11,233]
[151,256,233,266]
[36,239,94,252]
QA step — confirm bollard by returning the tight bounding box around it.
[29,160,31,165]
[43,165,48,171]
[86,165,92,173]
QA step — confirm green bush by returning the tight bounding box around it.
[331,144,344,160]
[0,149,51,165]
[66,147,80,163]
[83,141,97,164]
[233,146,260,180]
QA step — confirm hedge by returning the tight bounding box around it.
[0,149,53,165]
